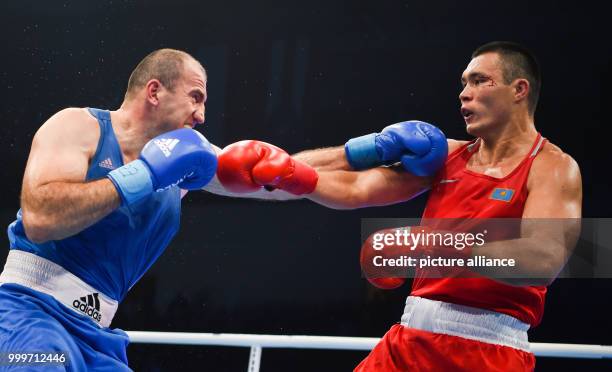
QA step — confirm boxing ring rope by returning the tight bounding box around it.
[126,331,612,372]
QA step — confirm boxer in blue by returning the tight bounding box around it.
[0,48,319,371]
[0,49,219,371]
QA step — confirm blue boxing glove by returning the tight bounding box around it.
[344,121,448,177]
[108,128,218,205]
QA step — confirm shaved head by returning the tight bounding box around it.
[124,48,205,100]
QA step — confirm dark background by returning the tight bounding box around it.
[1,1,610,371]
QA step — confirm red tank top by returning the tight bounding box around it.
[411,134,547,326]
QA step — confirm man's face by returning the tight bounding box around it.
[157,59,208,132]
[459,52,515,136]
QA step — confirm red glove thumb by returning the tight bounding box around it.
[216,140,264,193]
[251,143,318,195]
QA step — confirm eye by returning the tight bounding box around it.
[192,93,203,103]
[472,76,493,87]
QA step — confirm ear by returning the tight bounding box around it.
[513,78,530,103]
[145,79,162,106]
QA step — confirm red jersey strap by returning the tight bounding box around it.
[528,135,546,158]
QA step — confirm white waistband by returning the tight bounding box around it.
[400,296,530,352]
[0,250,118,328]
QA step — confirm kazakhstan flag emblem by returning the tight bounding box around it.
[490,188,514,202]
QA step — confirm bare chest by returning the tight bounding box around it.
[465,155,526,178]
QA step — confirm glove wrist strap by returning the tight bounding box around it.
[344,133,381,170]
[107,159,154,206]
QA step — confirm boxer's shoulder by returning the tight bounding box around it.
[33,107,100,157]
[528,141,581,191]
[39,107,98,131]
[447,139,471,154]
[532,141,578,171]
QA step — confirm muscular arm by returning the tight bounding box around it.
[470,148,582,286]
[202,139,463,203]
[21,108,121,243]
[201,145,431,205]
[304,138,464,209]
[293,139,466,172]
[307,166,432,209]
[292,146,350,171]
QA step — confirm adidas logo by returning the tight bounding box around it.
[154,138,180,157]
[72,293,102,323]
[98,157,114,170]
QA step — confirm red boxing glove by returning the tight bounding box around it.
[360,227,414,290]
[367,277,406,290]
[216,140,318,195]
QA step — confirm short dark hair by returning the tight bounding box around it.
[125,49,203,100]
[472,41,541,115]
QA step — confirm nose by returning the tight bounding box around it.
[459,85,472,103]
[193,104,205,125]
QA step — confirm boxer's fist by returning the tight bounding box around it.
[393,122,448,177]
[216,140,318,195]
[108,128,217,205]
[360,227,414,290]
[140,128,218,190]
[345,120,448,176]
[367,277,406,290]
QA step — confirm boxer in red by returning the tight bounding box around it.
[212,41,582,371]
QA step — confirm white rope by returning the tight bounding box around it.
[530,343,612,359]
[126,331,612,359]
[248,346,262,372]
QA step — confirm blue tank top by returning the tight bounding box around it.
[7,108,181,302]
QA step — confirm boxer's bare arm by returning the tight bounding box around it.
[201,146,430,203]
[471,144,582,286]
[201,139,465,202]
[303,139,465,208]
[292,147,350,171]
[21,108,121,243]
[307,165,432,209]
[291,139,467,172]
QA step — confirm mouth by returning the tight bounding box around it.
[461,107,475,122]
